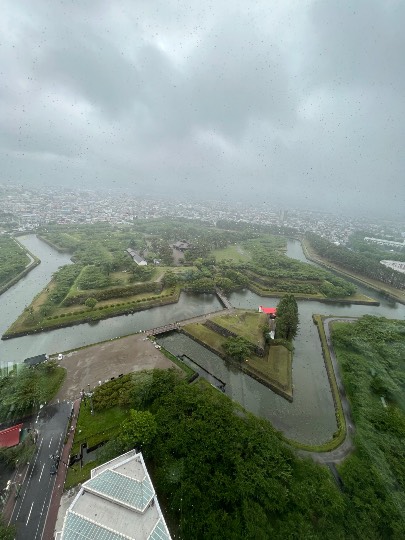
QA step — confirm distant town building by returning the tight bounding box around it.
[56,450,171,539]
[380,260,405,274]
[364,237,405,248]
[172,240,193,252]
[126,248,147,266]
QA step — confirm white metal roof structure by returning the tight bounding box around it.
[56,451,171,540]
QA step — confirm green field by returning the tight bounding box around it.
[248,345,291,390]
[185,322,229,352]
[211,310,267,346]
[211,243,251,262]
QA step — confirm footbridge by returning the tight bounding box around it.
[215,289,233,309]
[145,323,180,336]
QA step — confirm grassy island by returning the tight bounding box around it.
[182,309,293,401]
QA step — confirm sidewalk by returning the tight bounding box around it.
[42,398,81,540]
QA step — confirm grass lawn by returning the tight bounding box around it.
[65,460,100,490]
[211,310,267,346]
[184,323,229,353]
[184,320,293,399]
[72,404,129,454]
[247,345,292,392]
[210,244,251,262]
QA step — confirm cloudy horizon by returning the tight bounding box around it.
[1,0,404,219]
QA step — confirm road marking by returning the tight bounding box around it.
[38,463,45,483]
[26,501,34,525]
[49,436,53,448]
[34,475,54,540]
[12,438,43,522]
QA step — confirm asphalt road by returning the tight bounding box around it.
[10,401,72,540]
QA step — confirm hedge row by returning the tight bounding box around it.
[47,290,177,319]
[62,281,162,306]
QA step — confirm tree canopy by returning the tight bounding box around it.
[276,294,299,341]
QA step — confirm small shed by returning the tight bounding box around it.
[258,306,277,318]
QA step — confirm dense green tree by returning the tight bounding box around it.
[223,336,253,362]
[162,270,177,287]
[85,297,97,309]
[276,294,299,341]
[307,233,405,290]
[120,409,157,449]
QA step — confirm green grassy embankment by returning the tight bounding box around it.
[2,286,181,339]
[0,238,41,296]
[287,315,346,453]
[302,237,405,304]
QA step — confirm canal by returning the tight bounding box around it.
[1,235,404,445]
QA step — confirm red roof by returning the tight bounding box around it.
[259,306,277,315]
[0,423,23,448]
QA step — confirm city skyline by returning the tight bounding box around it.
[1,0,404,220]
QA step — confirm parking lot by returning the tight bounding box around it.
[52,333,179,401]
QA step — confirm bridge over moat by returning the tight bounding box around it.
[145,290,234,336]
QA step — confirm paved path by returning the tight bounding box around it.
[298,317,356,464]
[9,402,71,540]
[42,399,80,540]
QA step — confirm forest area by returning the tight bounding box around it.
[306,233,405,290]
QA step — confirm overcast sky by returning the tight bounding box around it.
[1,0,404,219]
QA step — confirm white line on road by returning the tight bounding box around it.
[12,438,43,522]
[38,463,45,483]
[34,475,54,540]
[26,502,34,525]
[49,436,53,448]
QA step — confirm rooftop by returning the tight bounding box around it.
[0,423,23,448]
[57,451,171,540]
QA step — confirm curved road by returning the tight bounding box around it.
[298,317,356,464]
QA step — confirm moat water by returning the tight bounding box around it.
[1,236,403,444]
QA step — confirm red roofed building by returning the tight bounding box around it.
[0,423,23,448]
[258,306,277,317]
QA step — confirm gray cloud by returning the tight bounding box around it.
[1,0,404,219]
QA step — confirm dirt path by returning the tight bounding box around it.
[52,333,179,402]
